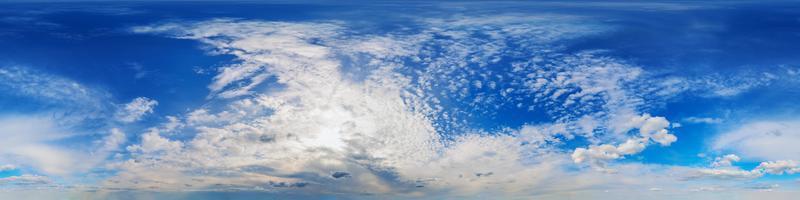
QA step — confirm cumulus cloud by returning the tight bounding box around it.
[116,97,158,123]
[0,13,791,198]
[644,67,796,101]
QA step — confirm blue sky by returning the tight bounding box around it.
[1,1,800,199]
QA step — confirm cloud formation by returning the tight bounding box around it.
[0,67,137,178]
[573,114,676,170]
[711,154,740,167]
[713,119,800,160]
[116,97,158,123]
[115,15,709,198]
[1,6,797,199]
[0,164,15,171]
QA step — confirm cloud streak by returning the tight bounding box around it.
[117,15,706,198]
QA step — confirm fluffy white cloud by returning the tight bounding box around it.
[0,116,82,176]
[126,128,182,154]
[712,119,800,160]
[711,154,741,167]
[116,97,158,123]
[573,113,677,168]
[694,168,762,179]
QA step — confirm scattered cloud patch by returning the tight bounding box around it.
[690,159,800,179]
[573,113,677,169]
[0,164,15,171]
[116,97,158,123]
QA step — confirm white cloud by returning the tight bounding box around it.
[572,138,648,170]
[573,113,677,168]
[689,159,800,180]
[685,117,723,124]
[10,145,79,176]
[694,168,762,179]
[0,66,113,127]
[644,68,795,100]
[0,119,133,177]
[116,97,158,123]
[161,116,182,132]
[0,66,109,109]
[126,128,182,154]
[712,119,800,160]
[711,154,741,167]
[0,174,51,186]
[115,14,800,198]
[0,117,65,149]
[754,160,800,175]
[573,144,625,165]
[0,164,15,171]
[0,116,85,176]
[0,3,794,199]
[98,128,126,154]
[0,67,134,177]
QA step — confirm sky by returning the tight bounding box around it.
[0,1,800,199]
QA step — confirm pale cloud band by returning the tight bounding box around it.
[111,15,799,198]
